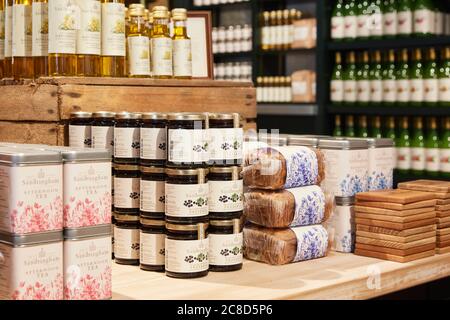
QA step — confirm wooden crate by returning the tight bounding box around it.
[0,77,256,145]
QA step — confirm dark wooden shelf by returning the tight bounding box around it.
[213,51,252,59]
[327,104,450,116]
[328,36,450,51]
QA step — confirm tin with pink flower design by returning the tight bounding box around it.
[0,231,64,300]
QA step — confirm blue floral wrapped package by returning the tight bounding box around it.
[243,224,329,265]
[243,146,324,190]
[244,185,334,228]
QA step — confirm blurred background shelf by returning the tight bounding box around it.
[328,105,450,116]
[328,36,450,51]
[257,103,318,116]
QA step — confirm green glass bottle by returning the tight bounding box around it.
[410,49,424,107]
[343,51,357,105]
[439,47,450,108]
[369,50,383,104]
[413,0,435,36]
[345,115,356,137]
[333,115,343,137]
[382,50,397,107]
[396,49,410,107]
[440,117,450,178]
[330,52,344,104]
[397,0,413,36]
[356,51,370,105]
[396,116,411,174]
[331,0,345,41]
[371,116,383,138]
[410,117,425,175]
[358,115,369,138]
[425,117,440,176]
[344,0,357,41]
[384,116,396,142]
[356,0,369,39]
[382,0,397,38]
[424,48,439,107]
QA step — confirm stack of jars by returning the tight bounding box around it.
[212,25,253,54]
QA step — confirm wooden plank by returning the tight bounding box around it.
[354,249,435,263]
[355,243,436,256]
[0,121,59,145]
[356,224,436,237]
[355,206,435,217]
[355,217,436,231]
[57,124,66,146]
[355,199,437,211]
[356,230,436,243]
[354,211,436,223]
[355,236,436,250]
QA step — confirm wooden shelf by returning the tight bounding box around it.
[327,104,450,116]
[258,103,318,116]
[112,252,450,300]
[328,36,450,51]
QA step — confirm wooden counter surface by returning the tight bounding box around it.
[112,252,450,300]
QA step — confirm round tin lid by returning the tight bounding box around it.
[167,112,207,121]
[115,112,142,120]
[141,112,168,120]
[0,147,63,165]
[92,111,116,118]
[318,137,369,150]
[70,111,92,119]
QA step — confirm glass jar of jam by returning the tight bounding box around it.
[114,214,140,265]
[208,218,243,272]
[69,111,92,148]
[208,166,243,220]
[114,112,141,164]
[140,166,165,219]
[208,113,243,166]
[165,168,209,224]
[92,111,115,153]
[167,113,209,168]
[140,113,167,166]
[165,222,209,279]
[140,217,166,272]
[111,163,115,213]
[114,164,140,215]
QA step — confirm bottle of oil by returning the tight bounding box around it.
[13,0,33,79]
[0,0,5,78]
[48,0,77,76]
[77,0,101,76]
[275,10,283,51]
[101,0,125,77]
[151,6,172,79]
[261,11,269,50]
[147,10,153,76]
[268,11,276,51]
[126,5,150,77]
[3,0,13,77]
[172,8,191,79]
[32,0,48,77]
[282,9,290,50]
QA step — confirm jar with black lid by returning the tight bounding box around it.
[140,166,165,219]
[92,111,115,153]
[114,164,140,215]
[140,217,166,272]
[167,113,209,168]
[208,218,243,272]
[69,111,92,148]
[114,214,140,265]
[140,113,167,166]
[208,113,243,166]
[114,112,141,164]
[208,166,243,220]
[112,215,116,260]
[165,168,209,224]
[165,222,209,278]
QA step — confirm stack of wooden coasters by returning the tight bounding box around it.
[398,180,450,255]
[354,189,437,262]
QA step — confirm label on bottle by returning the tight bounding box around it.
[411,147,426,170]
[12,4,32,57]
[165,183,209,218]
[0,11,4,60]
[331,16,345,39]
[426,148,440,172]
[330,80,344,102]
[101,2,125,56]
[383,79,397,102]
[370,79,383,102]
[152,37,172,77]
[268,26,276,46]
[357,80,370,102]
[69,124,91,148]
[32,2,49,57]
[114,127,140,159]
[410,79,424,102]
[397,79,411,102]
[173,38,192,77]
[4,5,12,58]
[209,180,243,213]
[439,78,450,102]
[414,9,435,34]
[383,11,397,36]
[48,0,77,54]
[440,149,450,173]
[344,15,357,39]
[208,128,243,162]
[357,15,370,38]
[397,10,413,34]
[140,127,166,160]
[114,176,139,209]
[343,80,357,102]
[396,147,411,170]
[168,128,209,164]
[261,26,269,46]
[165,238,209,273]
[140,232,165,266]
[424,78,439,102]
[76,0,101,55]
[275,25,283,46]
[369,12,383,36]
[127,36,150,76]
[288,24,294,44]
[140,179,165,213]
[91,125,114,152]
[282,24,290,45]
[114,226,139,260]
[209,233,243,266]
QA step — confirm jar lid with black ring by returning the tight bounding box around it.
[114,112,142,164]
[165,222,209,279]
[208,113,243,166]
[167,113,209,168]
[208,218,243,272]
[139,217,166,272]
[165,168,209,224]
[140,166,166,219]
[69,111,93,148]
[114,164,140,215]
[208,166,244,219]
[114,214,140,266]
[140,113,168,167]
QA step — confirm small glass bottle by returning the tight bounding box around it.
[114,214,140,265]
[114,163,140,215]
[114,112,141,164]
[151,6,172,78]
[140,165,165,219]
[3,0,13,78]
[172,8,192,79]
[208,113,243,166]
[140,217,165,272]
[127,5,150,77]
[91,111,115,153]
[69,111,92,148]
[140,112,167,166]
[32,0,48,77]
[13,0,33,79]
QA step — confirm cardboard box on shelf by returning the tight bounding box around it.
[291,70,315,103]
[292,18,317,49]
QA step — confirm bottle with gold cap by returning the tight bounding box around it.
[151,5,172,78]
[275,10,283,50]
[172,8,191,79]
[356,51,370,105]
[425,117,440,175]
[357,115,369,138]
[439,47,450,107]
[345,115,355,137]
[3,0,13,77]
[126,4,150,77]
[424,47,438,105]
[410,48,424,106]
[440,117,450,177]
[369,50,383,104]
[268,11,276,51]
[396,116,411,173]
[410,116,425,175]
[101,0,126,77]
[333,115,343,137]
[256,76,262,102]
[261,11,270,50]
[371,116,382,138]
[343,51,357,105]
[32,0,48,77]
[331,52,344,104]
[384,116,396,141]
[12,0,33,79]
[396,49,410,106]
[282,9,290,50]
[382,49,397,107]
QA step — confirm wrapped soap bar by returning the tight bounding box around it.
[243,224,329,265]
[243,146,324,190]
[244,185,333,228]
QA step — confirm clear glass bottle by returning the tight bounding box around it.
[151,5,172,78]
[32,0,48,77]
[126,5,150,77]
[3,0,13,77]
[333,115,343,137]
[172,8,191,79]
[77,0,101,76]
[13,0,33,79]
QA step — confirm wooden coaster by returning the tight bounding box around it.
[355,211,435,223]
[355,248,435,263]
[437,240,450,248]
[437,234,450,242]
[437,216,450,224]
[436,210,450,218]
[356,236,436,250]
[431,192,450,199]
[355,243,436,256]
[436,204,450,211]
[398,180,450,193]
[356,189,435,204]
[355,217,436,231]
[437,199,450,205]
[438,222,450,229]
[354,205,435,217]
[356,224,436,237]
[437,228,450,236]
[356,230,436,243]
[355,200,437,211]
[436,247,450,254]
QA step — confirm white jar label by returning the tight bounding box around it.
[414,9,434,34]
[69,124,91,148]
[282,24,290,45]
[4,6,12,58]
[165,238,209,273]
[165,183,208,217]
[0,11,4,60]
[209,180,243,213]
[370,80,383,102]
[12,4,32,57]
[268,26,277,45]
[383,79,397,102]
[357,15,369,37]
[140,180,165,213]
[439,78,450,102]
[398,10,412,34]
[209,233,243,266]
[397,79,411,102]
[140,232,165,266]
[330,80,344,102]
[410,79,424,102]
[440,149,450,173]
[426,148,440,172]
[411,147,426,170]
[173,38,192,77]
[209,128,243,162]
[91,125,114,152]
[114,226,139,259]
[424,79,439,102]
[48,0,77,54]
[127,35,150,76]
[114,127,140,159]
[101,2,125,56]
[76,0,101,55]
[344,80,357,102]
[357,80,370,102]
[140,127,166,160]
[114,177,139,209]
[383,11,397,35]
[344,15,357,38]
[151,37,172,77]
[168,128,209,163]
[32,3,48,57]
[396,147,411,170]
[275,25,282,45]
[261,26,270,45]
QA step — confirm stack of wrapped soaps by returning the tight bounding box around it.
[398,180,450,255]
[354,189,436,263]
[242,145,331,265]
